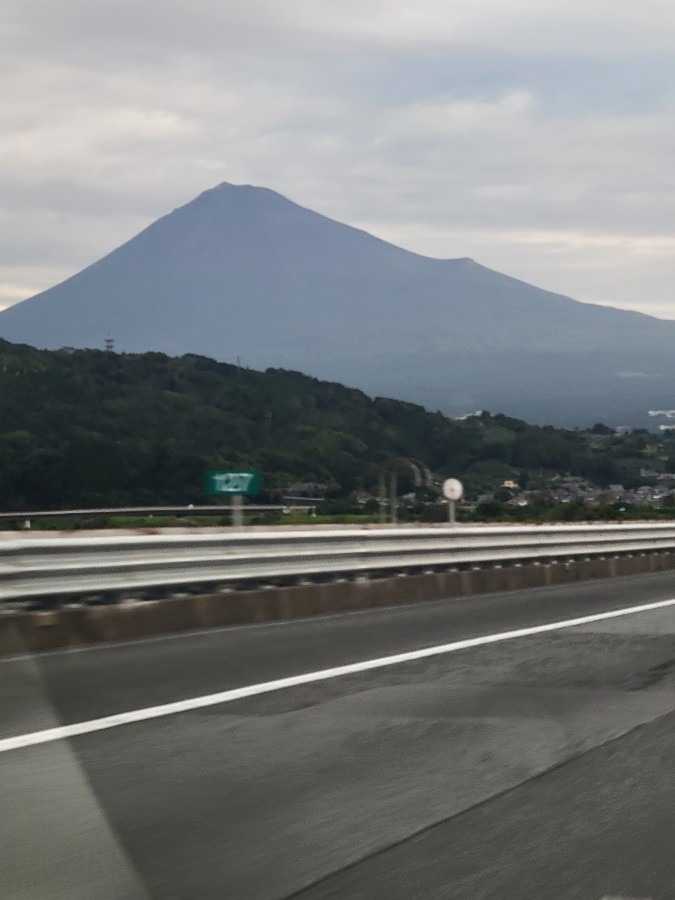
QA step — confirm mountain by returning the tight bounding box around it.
[2,182,675,426]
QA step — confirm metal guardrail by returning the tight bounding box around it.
[2,523,675,605]
[0,504,316,523]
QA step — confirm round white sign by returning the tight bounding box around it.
[442,478,464,501]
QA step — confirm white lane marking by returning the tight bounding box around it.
[2,596,675,755]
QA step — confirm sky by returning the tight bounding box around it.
[3,0,675,318]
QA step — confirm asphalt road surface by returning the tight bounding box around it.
[1,570,674,899]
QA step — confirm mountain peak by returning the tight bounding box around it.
[199,181,293,204]
[212,180,278,195]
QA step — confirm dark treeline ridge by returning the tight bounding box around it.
[0,338,672,513]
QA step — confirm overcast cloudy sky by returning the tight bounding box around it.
[3,0,675,317]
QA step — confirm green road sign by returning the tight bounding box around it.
[205,470,262,496]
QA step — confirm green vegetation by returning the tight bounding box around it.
[0,339,673,521]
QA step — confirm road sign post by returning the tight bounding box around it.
[205,470,262,528]
[442,478,464,527]
[231,493,243,528]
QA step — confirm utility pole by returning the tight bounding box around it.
[389,471,398,524]
[378,473,387,524]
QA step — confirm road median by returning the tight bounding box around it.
[2,549,675,656]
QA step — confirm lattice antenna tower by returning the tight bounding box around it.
[104,333,115,353]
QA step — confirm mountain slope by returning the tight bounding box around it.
[2,182,674,426]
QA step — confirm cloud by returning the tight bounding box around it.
[1,0,675,317]
[12,0,675,58]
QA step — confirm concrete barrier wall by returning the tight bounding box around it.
[1,551,674,657]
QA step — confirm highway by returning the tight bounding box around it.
[1,570,674,898]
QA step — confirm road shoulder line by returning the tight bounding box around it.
[2,596,675,754]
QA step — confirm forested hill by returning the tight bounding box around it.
[0,339,666,511]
